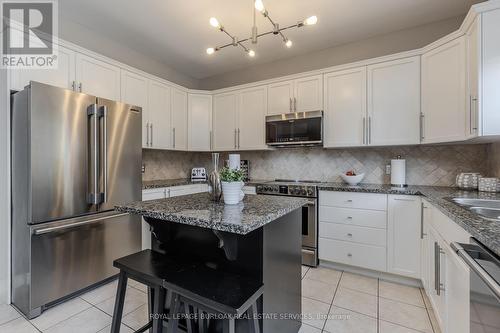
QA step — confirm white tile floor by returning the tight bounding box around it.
[0,266,439,333]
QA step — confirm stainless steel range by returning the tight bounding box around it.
[256,180,319,267]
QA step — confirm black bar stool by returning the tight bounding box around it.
[111,250,263,333]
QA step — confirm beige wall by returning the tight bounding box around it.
[143,144,489,187]
[489,142,500,178]
[59,17,199,89]
[199,16,464,90]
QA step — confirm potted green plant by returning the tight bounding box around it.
[219,167,245,205]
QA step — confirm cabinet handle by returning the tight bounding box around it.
[420,113,425,141]
[393,198,414,202]
[71,81,76,91]
[368,116,372,144]
[173,127,176,148]
[346,216,353,220]
[347,253,352,257]
[294,97,297,112]
[434,242,445,296]
[146,123,150,146]
[420,203,426,239]
[347,233,353,237]
[78,82,82,92]
[362,117,366,145]
[470,96,478,134]
[234,129,237,149]
[150,123,153,146]
[210,130,213,150]
[289,98,292,112]
[346,199,353,203]
[237,128,240,149]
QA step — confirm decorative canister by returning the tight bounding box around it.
[456,173,482,190]
[478,177,500,193]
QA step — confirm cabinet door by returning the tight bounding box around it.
[188,94,212,151]
[427,227,446,331]
[10,45,76,91]
[267,80,294,115]
[238,86,267,150]
[387,195,421,278]
[421,200,433,292]
[368,57,420,146]
[171,88,188,150]
[142,189,166,249]
[148,80,172,149]
[323,67,367,147]
[121,70,149,147]
[422,37,466,143]
[76,53,121,101]
[466,16,480,138]
[444,244,470,333]
[213,92,238,151]
[294,75,323,112]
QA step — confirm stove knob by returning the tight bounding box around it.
[307,188,314,196]
[300,188,307,196]
[292,187,300,195]
[257,185,263,192]
[273,186,278,192]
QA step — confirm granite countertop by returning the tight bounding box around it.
[142,179,264,190]
[116,192,308,235]
[318,183,500,256]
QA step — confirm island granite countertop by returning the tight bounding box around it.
[318,183,500,257]
[142,179,266,190]
[116,192,308,235]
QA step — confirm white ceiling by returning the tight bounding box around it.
[59,0,481,79]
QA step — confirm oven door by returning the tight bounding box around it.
[302,199,318,266]
[451,240,500,333]
[266,111,322,146]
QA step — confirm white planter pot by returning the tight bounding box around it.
[221,181,245,205]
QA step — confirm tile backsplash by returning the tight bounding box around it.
[489,142,500,178]
[143,144,490,186]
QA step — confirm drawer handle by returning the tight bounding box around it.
[347,253,352,257]
[347,233,353,237]
[346,216,353,220]
[346,199,353,203]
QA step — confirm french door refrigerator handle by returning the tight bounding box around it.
[87,104,101,205]
[99,105,108,203]
[32,212,130,235]
[451,242,500,300]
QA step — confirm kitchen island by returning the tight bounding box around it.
[116,192,308,333]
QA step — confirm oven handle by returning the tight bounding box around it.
[451,242,500,300]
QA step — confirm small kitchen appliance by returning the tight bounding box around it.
[191,167,207,182]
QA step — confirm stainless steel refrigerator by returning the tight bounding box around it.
[11,81,142,318]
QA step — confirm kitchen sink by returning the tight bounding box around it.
[450,198,500,209]
[447,197,500,221]
[469,207,500,221]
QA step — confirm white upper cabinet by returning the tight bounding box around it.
[171,88,188,150]
[238,86,267,150]
[213,92,238,151]
[148,80,172,150]
[323,67,367,148]
[466,16,480,139]
[76,53,121,101]
[267,75,323,115]
[367,57,420,146]
[188,93,212,151]
[294,75,323,112]
[10,45,76,91]
[387,195,421,279]
[421,37,467,144]
[120,70,149,147]
[267,80,294,115]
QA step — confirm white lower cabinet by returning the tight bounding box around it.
[387,195,421,278]
[141,188,168,250]
[169,184,208,197]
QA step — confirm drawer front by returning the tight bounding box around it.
[142,188,166,201]
[319,238,387,271]
[319,206,387,229]
[319,191,387,210]
[319,222,386,246]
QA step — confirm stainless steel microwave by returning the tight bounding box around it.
[266,110,323,147]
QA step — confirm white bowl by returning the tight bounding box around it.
[340,173,365,186]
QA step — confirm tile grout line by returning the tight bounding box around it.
[36,298,95,332]
[320,270,343,333]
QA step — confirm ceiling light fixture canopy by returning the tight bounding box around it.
[206,0,317,58]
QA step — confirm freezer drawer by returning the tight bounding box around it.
[12,212,141,317]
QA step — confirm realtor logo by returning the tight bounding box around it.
[1,0,58,68]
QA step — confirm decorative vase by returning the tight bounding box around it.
[221,181,245,205]
[208,153,222,201]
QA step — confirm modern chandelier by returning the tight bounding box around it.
[206,0,318,58]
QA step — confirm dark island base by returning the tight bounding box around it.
[144,208,302,333]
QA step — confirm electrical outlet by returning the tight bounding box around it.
[386,164,391,175]
[141,164,145,173]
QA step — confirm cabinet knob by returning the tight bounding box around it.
[347,233,353,237]
[347,253,352,257]
[346,216,353,220]
[347,199,353,203]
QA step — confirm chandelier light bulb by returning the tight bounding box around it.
[304,15,318,25]
[285,39,293,48]
[209,17,220,28]
[248,50,256,57]
[206,47,215,55]
[254,0,265,13]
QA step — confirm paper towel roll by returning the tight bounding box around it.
[391,159,406,187]
[228,154,241,170]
